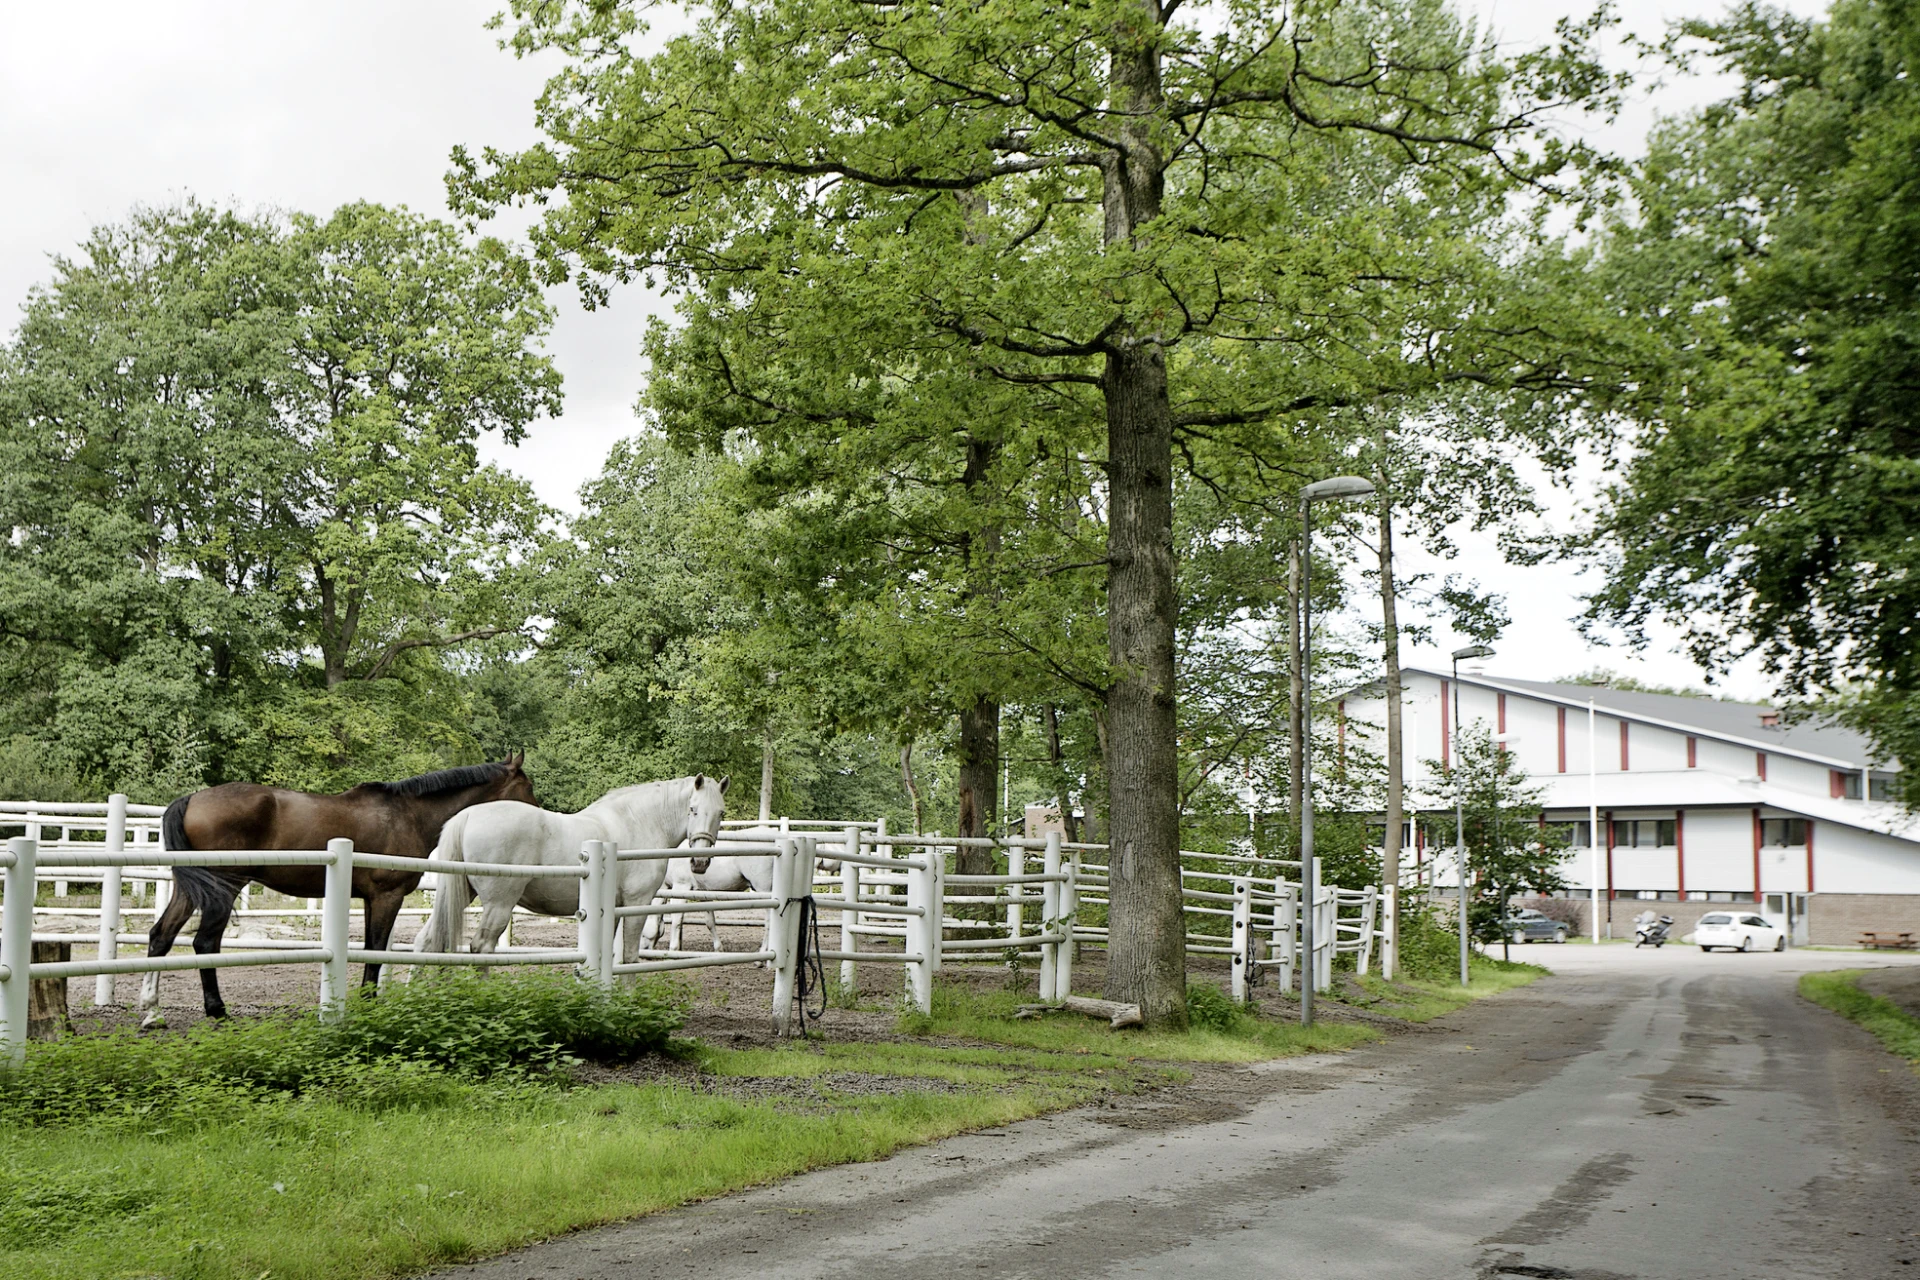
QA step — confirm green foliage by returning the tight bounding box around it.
[1395,900,1466,983]
[1183,982,1251,1035]
[0,972,686,1127]
[0,1165,154,1251]
[1424,725,1565,910]
[0,736,97,804]
[0,200,556,791]
[1586,0,1920,769]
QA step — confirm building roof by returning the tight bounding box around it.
[1399,668,1885,773]
[1518,770,1920,841]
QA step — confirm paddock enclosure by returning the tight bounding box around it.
[0,800,1396,1060]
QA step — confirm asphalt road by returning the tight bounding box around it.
[426,946,1920,1280]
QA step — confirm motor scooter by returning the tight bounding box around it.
[1634,912,1673,948]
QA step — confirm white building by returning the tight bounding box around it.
[1338,670,1914,945]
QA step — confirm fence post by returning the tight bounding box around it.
[769,836,801,1036]
[1055,844,1076,999]
[577,840,607,988]
[929,837,945,977]
[95,793,128,1007]
[1230,877,1252,1002]
[1356,884,1378,977]
[904,850,934,1016]
[319,838,353,1022]
[597,841,618,986]
[1038,832,1061,1003]
[1380,885,1398,981]
[1317,882,1334,995]
[2,838,35,1065]
[839,825,861,993]
[1274,877,1295,995]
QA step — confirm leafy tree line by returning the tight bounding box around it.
[1581,0,1920,791]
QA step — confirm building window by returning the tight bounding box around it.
[1611,820,1676,848]
[1844,773,1898,801]
[1548,821,1591,848]
[1759,818,1808,847]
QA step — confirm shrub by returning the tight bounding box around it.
[1396,900,1463,982]
[0,972,687,1127]
[1184,982,1250,1034]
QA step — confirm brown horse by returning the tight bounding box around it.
[140,755,537,1026]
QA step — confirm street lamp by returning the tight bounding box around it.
[1451,642,1495,986]
[1297,474,1376,1027]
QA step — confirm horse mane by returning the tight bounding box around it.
[360,761,514,799]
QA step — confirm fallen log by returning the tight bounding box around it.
[1013,995,1144,1030]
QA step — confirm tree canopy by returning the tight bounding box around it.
[452,0,1620,1023]
[1584,0,1920,781]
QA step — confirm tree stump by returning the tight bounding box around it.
[29,941,71,1041]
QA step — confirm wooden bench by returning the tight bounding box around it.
[1860,932,1918,950]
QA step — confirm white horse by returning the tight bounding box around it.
[642,827,844,954]
[411,774,728,967]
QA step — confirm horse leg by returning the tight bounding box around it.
[708,908,723,953]
[139,886,198,1029]
[361,887,408,993]
[473,891,517,968]
[667,901,684,952]
[190,889,236,1020]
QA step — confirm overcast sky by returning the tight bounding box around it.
[2,0,1824,702]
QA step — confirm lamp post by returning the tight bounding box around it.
[1451,642,1495,986]
[1589,698,1601,944]
[1297,475,1376,1027]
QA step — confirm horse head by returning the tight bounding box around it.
[685,773,729,873]
[491,751,538,807]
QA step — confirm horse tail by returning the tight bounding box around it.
[162,794,192,853]
[413,811,472,954]
[156,794,227,923]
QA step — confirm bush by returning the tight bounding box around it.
[1396,900,1463,983]
[1184,982,1251,1034]
[0,971,687,1127]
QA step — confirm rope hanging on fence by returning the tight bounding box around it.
[790,894,826,1030]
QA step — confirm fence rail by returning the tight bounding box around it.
[1,801,1392,1061]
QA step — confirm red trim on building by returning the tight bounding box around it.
[1756,752,1767,781]
[1337,698,1347,762]
[1497,693,1507,750]
[1675,809,1686,897]
[1440,679,1451,768]
[1751,808,1763,903]
[1830,770,1844,799]
[1619,721,1630,771]
[1806,821,1815,893]
[1605,810,1616,901]
[1557,707,1567,773]
[1687,736,1697,768]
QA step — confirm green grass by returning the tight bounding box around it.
[1800,969,1920,1066]
[0,1074,1084,1280]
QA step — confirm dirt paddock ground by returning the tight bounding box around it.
[39,904,1393,1053]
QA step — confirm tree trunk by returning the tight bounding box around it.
[1097,6,1183,1028]
[1043,704,1082,843]
[953,430,1001,877]
[1377,463,1404,977]
[29,941,71,1041]
[900,740,925,835]
[954,696,998,875]
[759,722,775,822]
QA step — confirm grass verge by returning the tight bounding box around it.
[1343,959,1546,1022]
[1799,969,1920,1065]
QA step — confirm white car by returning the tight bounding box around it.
[1695,911,1786,952]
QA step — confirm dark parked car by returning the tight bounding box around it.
[1503,908,1570,944]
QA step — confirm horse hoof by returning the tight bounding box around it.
[140,1012,167,1031]
[206,1005,228,1020]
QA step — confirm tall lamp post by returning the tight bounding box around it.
[1297,475,1376,1027]
[1451,643,1495,986]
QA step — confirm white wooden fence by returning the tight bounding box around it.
[0,803,1390,1062]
